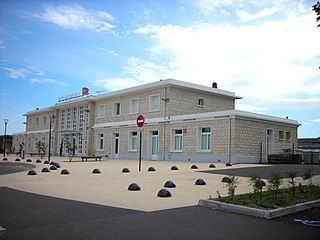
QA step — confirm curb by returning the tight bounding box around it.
[198,199,320,219]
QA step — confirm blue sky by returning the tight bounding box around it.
[0,0,319,138]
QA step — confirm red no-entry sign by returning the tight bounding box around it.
[136,115,145,128]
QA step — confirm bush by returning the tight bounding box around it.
[267,173,283,198]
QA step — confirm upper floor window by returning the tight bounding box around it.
[97,104,106,118]
[149,95,160,112]
[279,131,284,141]
[129,98,139,114]
[36,117,39,127]
[286,131,291,142]
[113,102,121,116]
[43,116,47,126]
[198,98,205,107]
[198,127,211,151]
[171,129,183,152]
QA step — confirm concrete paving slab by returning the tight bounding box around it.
[1,156,319,212]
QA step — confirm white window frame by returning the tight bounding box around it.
[97,133,104,151]
[171,129,183,152]
[198,98,205,107]
[286,131,291,142]
[113,102,121,116]
[128,131,138,152]
[129,98,139,114]
[149,94,160,112]
[198,127,211,152]
[279,130,284,141]
[97,104,106,119]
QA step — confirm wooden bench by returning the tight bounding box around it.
[81,156,102,161]
[29,153,45,157]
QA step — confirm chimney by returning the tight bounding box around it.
[212,82,217,88]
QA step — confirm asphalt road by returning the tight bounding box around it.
[0,187,319,240]
[0,162,35,175]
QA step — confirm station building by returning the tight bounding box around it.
[12,79,299,164]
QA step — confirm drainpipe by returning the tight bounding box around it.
[228,117,231,164]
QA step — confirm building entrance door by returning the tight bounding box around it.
[150,131,158,160]
[113,133,120,158]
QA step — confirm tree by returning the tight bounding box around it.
[313,1,320,27]
[35,140,47,159]
[65,140,77,161]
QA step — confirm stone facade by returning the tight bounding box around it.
[12,79,299,163]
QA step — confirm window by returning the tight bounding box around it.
[129,131,138,151]
[43,116,47,126]
[198,98,204,107]
[129,98,139,114]
[97,104,106,118]
[198,127,211,151]
[172,129,183,152]
[97,133,104,151]
[36,118,39,127]
[149,95,160,112]
[113,102,121,116]
[286,131,291,142]
[279,131,284,141]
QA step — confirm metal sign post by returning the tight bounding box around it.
[136,115,145,172]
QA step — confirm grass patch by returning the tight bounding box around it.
[215,185,320,210]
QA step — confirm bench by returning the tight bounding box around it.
[29,153,45,157]
[81,156,102,161]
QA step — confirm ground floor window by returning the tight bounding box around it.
[171,129,183,152]
[198,127,211,151]
[97,133,104,151]
[129,131,137,151]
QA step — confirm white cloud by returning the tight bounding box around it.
[132,11,320,111]
[31,4,115,32]
[237,7,278,22]
[0,65,68,87]
[312,119,320,123]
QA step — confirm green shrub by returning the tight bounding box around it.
[267,173,283,198]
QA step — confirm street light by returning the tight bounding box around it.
[48,113,55,163]
[3,119,9,157]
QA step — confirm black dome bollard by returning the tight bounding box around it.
[171,166,178,171]
[60,169,70,175]
[122,168,130,173]
[44,160,49,164]
[41,167,50,173]
[15,158,21,162]
[157,189,172,198]
[222,176,231,183]
[209,163,216,168]
[148,167,156,172]
[36,160,42,163]
[2,157,8,161]
[27,170,37,175]
[195,179,206,185]
[226,163,232,167]
[164,181,176,188]
[49,162,55,165]
[128,183,141,191]
[26,159,32,162]
[92,168,101,174]
[50,165,58,170]
[53,162,61,168]
[191,164,198,169]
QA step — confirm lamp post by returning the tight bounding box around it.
[48,114,55,163]
[3,119,9,157]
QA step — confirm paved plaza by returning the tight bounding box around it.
[0,156,320,211]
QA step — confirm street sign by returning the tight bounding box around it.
[136,115,145,128]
